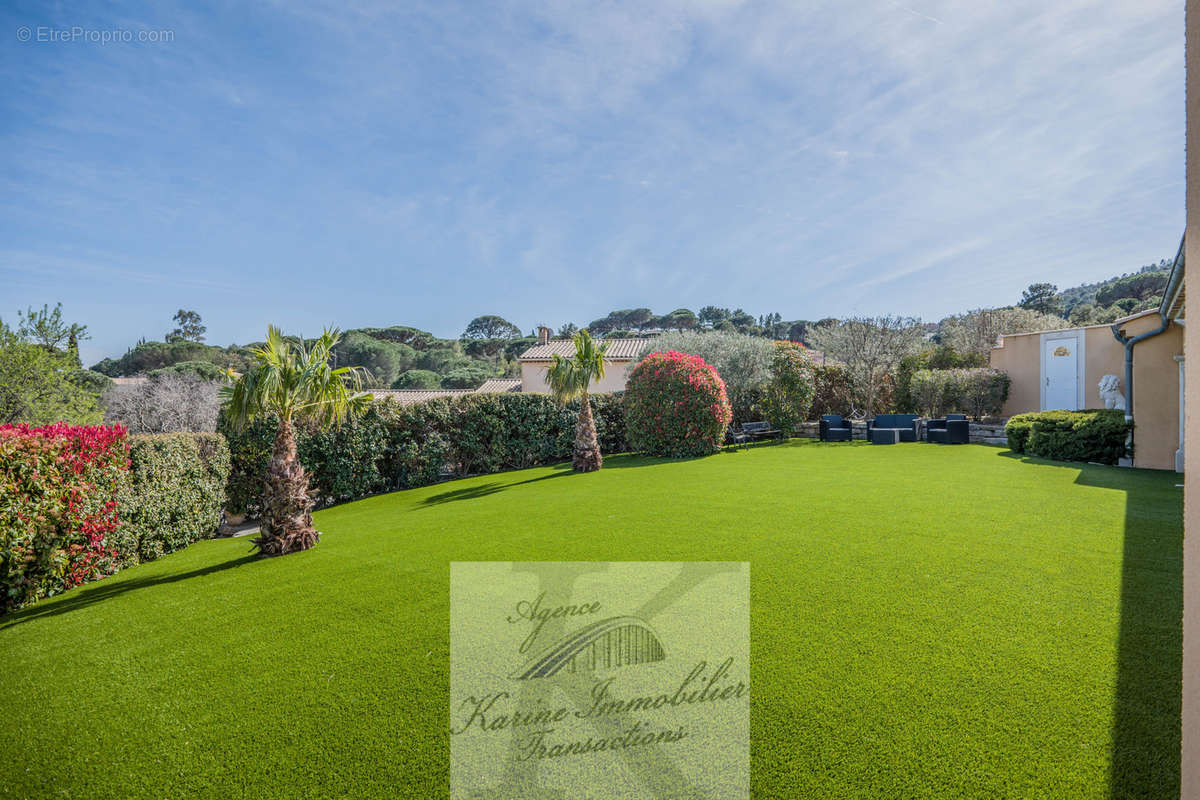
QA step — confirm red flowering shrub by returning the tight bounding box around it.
[0,423,129,612]
[624,351,733,457]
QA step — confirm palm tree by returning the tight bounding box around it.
[222,326,371,556]
[546,329,608,472]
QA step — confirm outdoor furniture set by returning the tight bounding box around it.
[818,413,970,445]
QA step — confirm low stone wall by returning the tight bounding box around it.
[792,420,1008,445]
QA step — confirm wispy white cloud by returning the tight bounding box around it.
[0,0,1183,356]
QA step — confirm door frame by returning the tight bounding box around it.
[1039,330,1086,411]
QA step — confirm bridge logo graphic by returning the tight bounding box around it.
[509,615,666,680]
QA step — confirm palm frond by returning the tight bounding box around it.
[544,330,609,404]
[221,325,372,429]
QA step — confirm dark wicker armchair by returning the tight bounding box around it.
[819,414,853,442]
[926,413,969,444]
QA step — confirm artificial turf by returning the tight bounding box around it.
[0,441,1183,799]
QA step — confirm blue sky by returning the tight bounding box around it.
[0,0,1184,365]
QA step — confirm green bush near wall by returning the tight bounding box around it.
[1005,409,1130,465]
[118,433,231,563]
[219,393,629,515]
[910,368,1010,420]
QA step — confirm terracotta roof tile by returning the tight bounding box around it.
[371,389,472,405]
[519,338,649,361]
[475,378,522,393]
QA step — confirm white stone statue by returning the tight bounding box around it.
[1099,374,1126,411]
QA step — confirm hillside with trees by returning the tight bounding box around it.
[1051,259,1172,326]
[90,312,531,390]
[71,251,1179,395]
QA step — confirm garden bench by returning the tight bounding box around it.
[730,421,782,445]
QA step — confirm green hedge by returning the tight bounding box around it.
[219,393,629,515]
[2,426,230,612]
[1004,410,1130,465]
[117,433,231,563]
[910,368,1010,419]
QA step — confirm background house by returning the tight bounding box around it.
[516,327,648,394]
[990,242,1185,471]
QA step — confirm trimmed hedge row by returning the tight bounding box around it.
[1005,409,1130,465]
[910,368,1011,420]
[118,433,230,564]
[219,393,629,515]
[1,425,231,612]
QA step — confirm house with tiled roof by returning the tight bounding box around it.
[370,388,475,405]
[371,329,648,404]
[517,327,650,394]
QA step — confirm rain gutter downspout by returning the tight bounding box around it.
[1108,234,1184,458]
[1111,311,1170,422]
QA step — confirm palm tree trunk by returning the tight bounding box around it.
[573,392,603,472]
[255,416,319,556]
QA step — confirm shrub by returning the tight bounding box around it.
[910,368,1010,419]
[910,369,962,419]
[393,369,442,389]
[1005,414,1034,454]
[69,368,115,394]
[103,372,223,433]
[441,363,495,389]
[1,322,103,426]
[958,369,1010,420]
[624,351,732,457]
[1004,410,1130,464]
[0,423,128,612]
[148,360,228,382]
[762,341,815,434]
[219,409,387,516]
[117,434,231,563]
[219,393,631,515]
[894,346,985,412]
[810,363,856,418]
[646,331,770,425]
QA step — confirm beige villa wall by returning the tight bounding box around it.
[990,333,1041,414]
[1184,0,1199,789]
[990,324,1127,415]
[989,317,1183,470]
[1128,317,1183,473]
[520,360,635,394]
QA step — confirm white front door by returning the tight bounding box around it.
[1044,337,1079,410]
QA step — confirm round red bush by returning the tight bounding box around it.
[624,351,733,457]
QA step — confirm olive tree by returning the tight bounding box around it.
[808,316,925,417]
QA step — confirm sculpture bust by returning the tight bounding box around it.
[1098,374,1126,411]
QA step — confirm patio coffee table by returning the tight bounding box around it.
[870,428,901,445]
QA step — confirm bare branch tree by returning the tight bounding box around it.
[102,373,222,433]
[808,315,925,417]
[938,307,1065,357]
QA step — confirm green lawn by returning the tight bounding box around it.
[0,441,1183,799]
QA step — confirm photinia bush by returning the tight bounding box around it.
[624,351,733,457]
[0,423,129,612]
